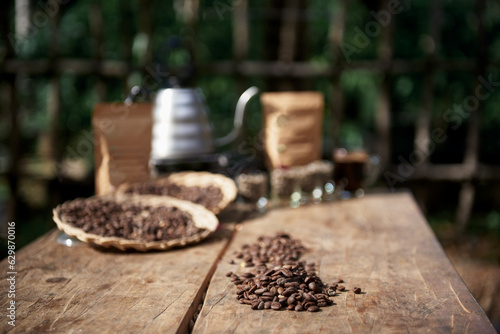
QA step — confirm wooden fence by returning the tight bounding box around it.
[1,0,499,233]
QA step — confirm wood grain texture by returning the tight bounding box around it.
[0,208,242,334]
[194,192,495,333]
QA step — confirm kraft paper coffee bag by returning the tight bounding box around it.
[93,103,153,195]
[261,92,324,169]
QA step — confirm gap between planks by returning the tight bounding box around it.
[176,208,251,334]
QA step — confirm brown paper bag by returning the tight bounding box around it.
[261,92,324,169]
[93,103,153,195]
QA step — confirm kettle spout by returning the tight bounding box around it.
[214,86,259,148]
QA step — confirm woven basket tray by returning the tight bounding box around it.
[116,171,238,214]
[52,194,219,251]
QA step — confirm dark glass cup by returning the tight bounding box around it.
[333,149,380,198]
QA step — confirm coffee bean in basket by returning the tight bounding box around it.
[59,198,204,242]
[124,182,223,212]
[116,171,239,215]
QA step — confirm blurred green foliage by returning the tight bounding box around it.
[1,0,500,253]
[2,0,499,165]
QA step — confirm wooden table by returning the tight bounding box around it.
[1,192,495,333]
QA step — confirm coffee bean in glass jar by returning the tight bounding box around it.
[270,160,333,204]
[236,172,268,203]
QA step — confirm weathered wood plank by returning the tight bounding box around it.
[0,209,242,333]
[194,193,495,333]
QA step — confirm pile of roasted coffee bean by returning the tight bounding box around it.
[231,232,305,268]
[226,233,362,312]
[60,198,204,242]
[125,182,223,211]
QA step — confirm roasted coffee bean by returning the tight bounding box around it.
[229,233,306,269]
[225,272,233,277]
[285,282,299,288]
[264,269,275,276]
[353,287,362,294]
[276,278,286,286]
[281,269,293,277]
[125,182,223,211]
[307,305,319,312]
[303,293,314,301]
[304,302,314,309]
[271,302,282,310]
[228,259,235,264]
[336,279,344,283]
[226,233,362,313]
[59,198,205,241]
[337,285,345,291]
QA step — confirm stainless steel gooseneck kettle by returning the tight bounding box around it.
[149,86,259,160]
[126,36,259,162]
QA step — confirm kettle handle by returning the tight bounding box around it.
[124,86,152,105]
[214,86,259,147]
